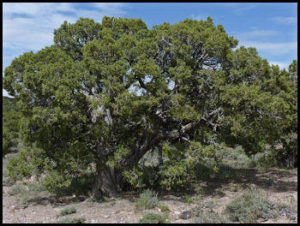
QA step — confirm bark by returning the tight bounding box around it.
[92,163,123,198]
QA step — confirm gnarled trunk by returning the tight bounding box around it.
[92,163,123,198]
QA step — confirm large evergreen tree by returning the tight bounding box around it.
[3,17,297,197]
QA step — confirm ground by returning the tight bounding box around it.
[2,151,298,223]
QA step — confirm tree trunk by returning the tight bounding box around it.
[92,163,123,198]
[158,144,163,168]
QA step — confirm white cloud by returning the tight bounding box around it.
[272,17,297,25]
[269,61,290,70]
[190,14,209,21]
[3,3,126,53]
[236,30,278,38]
[3,3,127,96]
[238,40,297,56]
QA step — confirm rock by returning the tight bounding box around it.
[179,210,192,220]
[174,210,180,215]
[40,199,50,205]
[163,195,181,200]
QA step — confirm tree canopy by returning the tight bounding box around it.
[3,16,297,197]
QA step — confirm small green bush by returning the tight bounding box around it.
[42,171,72,196]
[7,150,34,181]
[216,187,225,197]
[194,210,227,223]
[28,182,45,194]
[139,213,168,224]
[135,189,158,210]
[159,204,170,212]
[8,184,27,196]
[60,207,77,216]
[58,217,86,223]
[225,189,278,223]
[184,195,193,204]
[197,186,209,196]
[7,184,32,205]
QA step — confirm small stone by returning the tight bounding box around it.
[179,210,192,220]
[174,210,180,215]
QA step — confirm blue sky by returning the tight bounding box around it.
[3,3,297,97]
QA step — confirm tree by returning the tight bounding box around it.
[3,17,297,197]
[3,96,21,156]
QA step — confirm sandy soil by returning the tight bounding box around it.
[3,164,297,223]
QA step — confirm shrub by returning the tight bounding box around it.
[28,182,45,194]
[159,204,170,212]
[135,189,158,210]
[42,171,72,196]
[194,210,228,223]
[158,160,193,191]
[139,213,168,223]
[225,189,278,223]
[7,150,34,181]
[216,187,225,197]
[60,207,77,216]
[58,217,86,223]
[7,184,31,205]
[184,195,193,204]
[8,184,27,196]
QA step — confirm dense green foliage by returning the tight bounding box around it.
[3,16,297,196]
[3,97,21,156]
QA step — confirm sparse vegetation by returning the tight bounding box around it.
[60,207,77,216]
[58,217,86,223]
[216,187,225,197]
[8,184,27,196]
[199,200,216,210]
[159,204,170,212]
[184,195,193,204]
[135,189,158,210]
[27,182,45,194]
[139,213,168,224]
[225,189,278,223]
[194,210,228,223]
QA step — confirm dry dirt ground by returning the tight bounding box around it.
[2,157,298,223]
